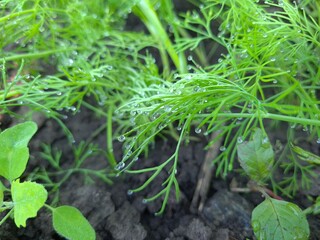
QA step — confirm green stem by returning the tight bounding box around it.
[1,48,78,62]
[0,208,14,226]
[134,0,186,75]
[106,106,117,167]
[212,112,320,126]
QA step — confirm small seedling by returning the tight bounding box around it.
[0,122,95,240]
[238,128,309,240]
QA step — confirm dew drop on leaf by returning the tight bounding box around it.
[220,146,226,152]
[118,135,125,142]
[114,161,125,171]
[195,128,201,134]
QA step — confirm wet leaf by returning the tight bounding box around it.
[0,122,37,181]
[237,128,274,184]
[12,179,48,227]
[0,189,3,208]
[0,181,5,209]
[52,206,95,240]
[252,198,309,240]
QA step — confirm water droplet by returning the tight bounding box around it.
[118,135,126,142]
[316,138,320,144]
[273,79,278,84]
[133,156,139,162]
[192,12,199,19]
[158,123,166,130]
[187,55,193,61]
[70,106,76,111]
[130,110,136,116]
[87,150,93,155]
[262,137,269,144]
[194,86,201,92]
[164,105,172,112]
[195,128,202,134]
[237,136,243,144]
[39,26,45,32]
[220,146,226,151]
[127,190,133,196]
[270,57,276,62]
[115,161,125,171]
[142,199,148,204]
[56,92,62,96]
[177,126,182,131]
[67,58,74,66]
[302,126,308,132]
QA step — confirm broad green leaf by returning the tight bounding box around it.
[0,188,3,208]
[252,198,309,240]
[237,128,274,183]
[11,179,48,227]
[52,206,95,240]
[0,181,5,208]
[0,121,37,181]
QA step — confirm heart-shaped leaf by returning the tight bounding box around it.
[237,128,274,184]
[0,121,37,181]
[52,206,95,240]
[12,179,48,227]
[252,198,309,240]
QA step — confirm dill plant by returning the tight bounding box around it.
[0,0,320,235]
[0,0,161,161]
[114,0,320,215]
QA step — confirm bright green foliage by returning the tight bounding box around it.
[0,121,37,181]
[11,179,48,227]
[52,206,95,240]
[0,191,3,209]
[252,198,309,240]
[237,128,274,184]
[0,0,319,227]
[290,142,320,165]
[0,182,3,208]
[0,122,95,238]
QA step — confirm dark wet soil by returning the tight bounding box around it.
[0,105,320,240]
